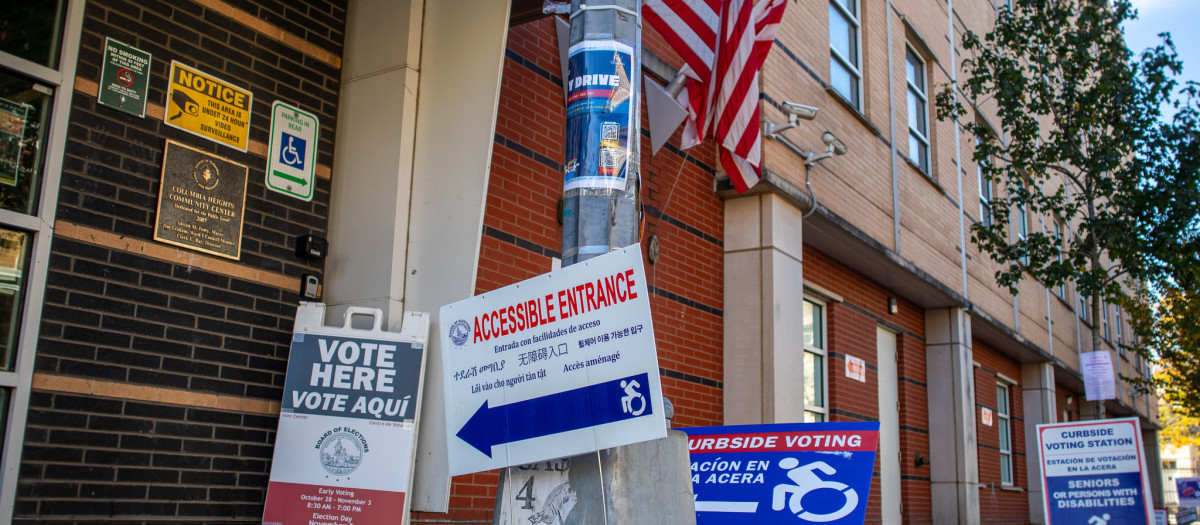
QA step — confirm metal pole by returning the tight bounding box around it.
[560,0,641,266]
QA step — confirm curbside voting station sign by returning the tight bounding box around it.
[440,247,666,476]
[1037,417,1154,524]
[682,423,879,524]
[263,305,428,525]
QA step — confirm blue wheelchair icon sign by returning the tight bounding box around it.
[278,131,306,170]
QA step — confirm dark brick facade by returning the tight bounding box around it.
[18,0,345,521]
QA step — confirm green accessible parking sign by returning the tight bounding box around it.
[98,38,151,117]
[267,101,319,201]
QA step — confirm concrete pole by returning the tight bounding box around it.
[560,0,641,265]
[494,3,695,523]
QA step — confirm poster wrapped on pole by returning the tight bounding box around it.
[563,40,635,192]
[263,304,429,525]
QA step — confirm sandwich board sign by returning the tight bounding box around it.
[1036,417,1154,524]
[439,247,666,476]
[267,101,319,201]
[682,422,879,524]
[263,303,428,525]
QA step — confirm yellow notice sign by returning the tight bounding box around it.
[163,61,252,151]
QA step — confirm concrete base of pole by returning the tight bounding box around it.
[494,430,696,525]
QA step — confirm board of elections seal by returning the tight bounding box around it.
[449,319,471,347]
[317,427,367,476]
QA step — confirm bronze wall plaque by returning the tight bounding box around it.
[154,140,248,259]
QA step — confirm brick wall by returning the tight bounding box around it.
[19,0,345,521]
[803,248,931,524]
[973,339,1031,523]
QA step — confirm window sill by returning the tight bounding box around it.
[900,152,944,193]
[998,485,1025,493]
[825,86,882,137]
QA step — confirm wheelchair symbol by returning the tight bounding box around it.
[278,132,306,169]
[620,379,646,416]
[772,459,859,522]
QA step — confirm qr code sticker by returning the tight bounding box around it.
[602,122,619,142]
[599,147,623,169]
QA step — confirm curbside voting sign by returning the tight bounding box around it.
[682,423,879,524]
[263,305,428,525]
[1037,417,1154,524]
[440,247,666,476]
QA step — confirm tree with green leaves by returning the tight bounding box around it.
[937,0,1200,415]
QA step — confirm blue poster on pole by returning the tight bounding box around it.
[681,422,879,524]
[1036,418,1154,525]
[564,40,634,191]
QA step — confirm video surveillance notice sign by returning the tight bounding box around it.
[263,304,428,525]
[164,61,252,151]
[1036,417,1154,525]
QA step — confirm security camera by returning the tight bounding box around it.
[764,102,820,136]
[822,131,847,155]
[781,102,819,121]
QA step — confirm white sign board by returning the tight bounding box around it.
[267,100,319,201]
[1081,351,1116,401]
[440,247,667,476]
[845,354,866,382]
[263,304,428,525]
[1036,418,1153,524]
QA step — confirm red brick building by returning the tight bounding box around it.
[0,0,1161,523]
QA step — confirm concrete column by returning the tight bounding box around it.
[925,308,980,525]
[326,0,512,511]
[723,193,806,424]
[1021,361,1056,524]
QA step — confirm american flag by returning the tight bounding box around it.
[645,0,788,193]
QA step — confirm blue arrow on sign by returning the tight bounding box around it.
[457,372,654,457]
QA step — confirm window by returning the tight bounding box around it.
[1077,289,1088,322]
[997,383,1013,485]
[0,0,67,68]
[0,0,81,514]
[1053,220,1066,299]
[1016,192,1029,265]
[978,139,993,227]
[906,48,930,173]
[1115,310,1124,348]
[803,298,829,422]
[1101,298,1110,342]
[829,0,861,107]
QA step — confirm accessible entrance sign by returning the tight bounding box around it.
[267,101,319,201]
[682,422,879,524]
[439,247,666,475]
[263,304,429,525]
[1036,417,1153,524]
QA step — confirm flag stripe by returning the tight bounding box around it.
[646,0,788,193]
